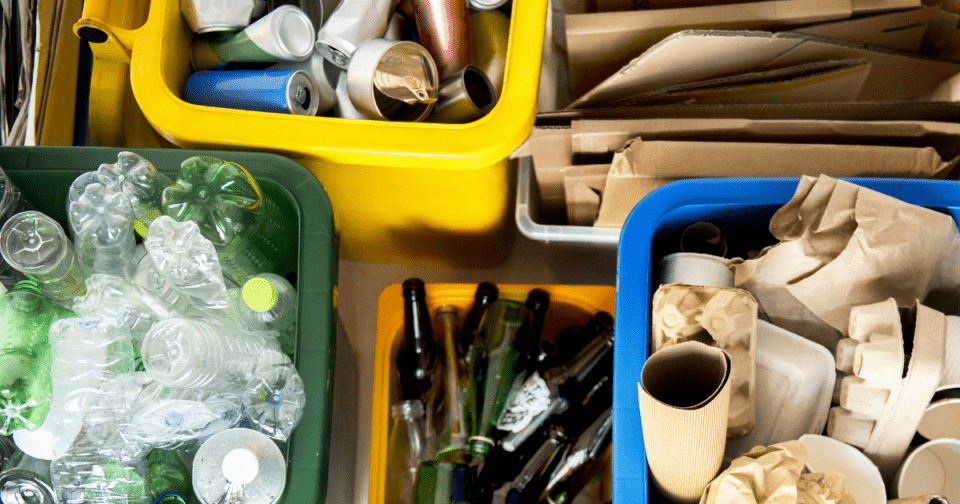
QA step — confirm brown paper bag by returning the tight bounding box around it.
[638,341,731,503]
[730,175,960,352]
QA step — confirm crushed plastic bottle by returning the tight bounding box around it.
[0,166,33,289]
[71,274,179,348]
[0,211,86,300]
[95,152,171,237]
[50,446,150,504]
[144,216,231,309]
[242,364,305,441]
[68,183,137,280]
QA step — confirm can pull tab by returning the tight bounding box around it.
[374,54,438,105]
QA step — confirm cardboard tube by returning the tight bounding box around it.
[835,338,860,374]
[827,407,875,449]
[680,222,727,258]
[637,341,731,504]
[659,252,733,288]
[839,375,891,419]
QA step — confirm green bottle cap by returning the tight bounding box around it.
[154,492,188,504]
[242,277,278,312]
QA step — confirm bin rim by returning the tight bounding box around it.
[126,0,547,170]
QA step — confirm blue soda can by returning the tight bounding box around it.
[184,69,320,116]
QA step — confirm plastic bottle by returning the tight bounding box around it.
[0,436,15,472]
[50,446,150,504]
[144,216,231,310]
[192,429,286,504]
[0,211,86,300]
[242,363,305,441]
[13,315,136,461]
[68,182,138,280]
[387,400,429,504]
[71,274,180,349]
[160,156,293,286]
[0,166,33,289]
[95,151,171,237]
[141,317,290,390]
[397,279,437,403]
[147,448,194,504]
[132,254,196,316]
[235,273,298,356]
[468,300,533,457]
[0,280,76,435]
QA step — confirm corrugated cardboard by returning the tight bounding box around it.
[568,30,960,109]
[594,138,959,228]
[609,59,870,107]
[792,6,940,52]
[637,341,732,503]
[562,164,608,226]
[566,2,855,99]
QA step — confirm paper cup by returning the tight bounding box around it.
[659,252,734,288]
[799,434,886,504]
[917,387,960,441]
[896,438,960,503]
[638,341,731,504]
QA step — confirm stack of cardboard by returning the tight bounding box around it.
[525,0,960,229]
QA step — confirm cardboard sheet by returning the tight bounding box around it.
[593,139,959,228]
[730,176,960,353]
[562,164,608,226]
[568,30,960,109]
[792,6,940,52]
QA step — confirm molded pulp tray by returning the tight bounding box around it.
[613,177,960,504]
[0,146,338,504]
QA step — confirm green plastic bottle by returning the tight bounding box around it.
[160,156,293,286]
[0,280,76,435]
[147,448,194,504]
[468,299,533,457]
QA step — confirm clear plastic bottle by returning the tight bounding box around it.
[0,280,76,435]
[0,211,86,300]
[127,393,243,452]
[242,363,305,441]
[50,446,150,504]
[132,255,197,316]
[68,183,138,280]
[235,273,297,355]
[147,448,194,504]
[141,317,290,390]
[192,428,286,504]
[160,156,292,286]
[0,166,33,289]
[144,216,231,310]
[72,274,179,348]
[95,151,171,238]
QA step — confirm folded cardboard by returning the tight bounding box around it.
[568,30,960,109]
[562,164,608,226]
[565,0,922,98]
[792,6,940,52]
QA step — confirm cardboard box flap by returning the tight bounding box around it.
[607,59,870,106]
[792,6,939,52]
[566,1,855,98]
[568,30,960,109]
[563,164,610,226]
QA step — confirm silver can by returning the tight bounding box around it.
[193,429,286,504]
[315,0,402,68]
[0,469,56,504]
[180,0,259,33]
[346,39,439,122]
[428,65,497,123]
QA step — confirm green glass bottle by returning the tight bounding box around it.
[0,280,76,435]
[412,460,475,504]
[468,299,533,457]
[435,304,468,460]
[147,448,194,504]
[160,156,294,286]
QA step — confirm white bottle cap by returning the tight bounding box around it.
[222,448,260,485]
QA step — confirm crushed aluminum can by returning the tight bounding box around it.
[315,0,402,69]
[181,0,258,33]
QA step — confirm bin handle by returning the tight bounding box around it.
[72,0,148,64]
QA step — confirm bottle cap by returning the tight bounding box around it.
[243,278,278,312]
[468,437,493,457]
[154,492,189,504]
[222,448,260,485]
[401,278,426,300]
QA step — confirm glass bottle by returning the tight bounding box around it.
[387,400,429,504]
[0,280,76,435]
[468,299,533,457]
[536,311,613,373]
[541,407,613,504]
[491,425,567,504]
[396,278,437,403]
[523,288,550,366]
[434,304,468,460]
[459,282,497,367]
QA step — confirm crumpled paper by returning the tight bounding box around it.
[699,441,855,504]
[730,175,960,352]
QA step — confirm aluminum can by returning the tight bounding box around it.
[270,52,337,115]
[470,11,509,93]
[346,39,438,121]
[0,469,56,504]
[315,0,402,68]
[192,5,315,71]
[185,69,320,116]
[181,0,259,33]
[428,65,496,123]
[412,0,474,81]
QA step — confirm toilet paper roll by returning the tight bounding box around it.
[638,341,731,504]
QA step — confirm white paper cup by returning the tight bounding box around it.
[917,387,960,441]
[799,434,886,504]
[659,252,734,288]
[896,438,960,503]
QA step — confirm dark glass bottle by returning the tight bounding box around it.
[412,460,475,504]
[398,278,438,402]
[523,289,550,365]
[536,311,613,373]
[540,407,613,504]
[492,426,568,504]
[459,282,499,366]
[468,299,533,457]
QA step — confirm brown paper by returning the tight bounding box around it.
[828,300,947,481]
[699,441,856,504]
[568,30,960,109]
[593,140,958,229]
[793,6,940,52]
[730,176,960,352]
[638,341,732,503]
